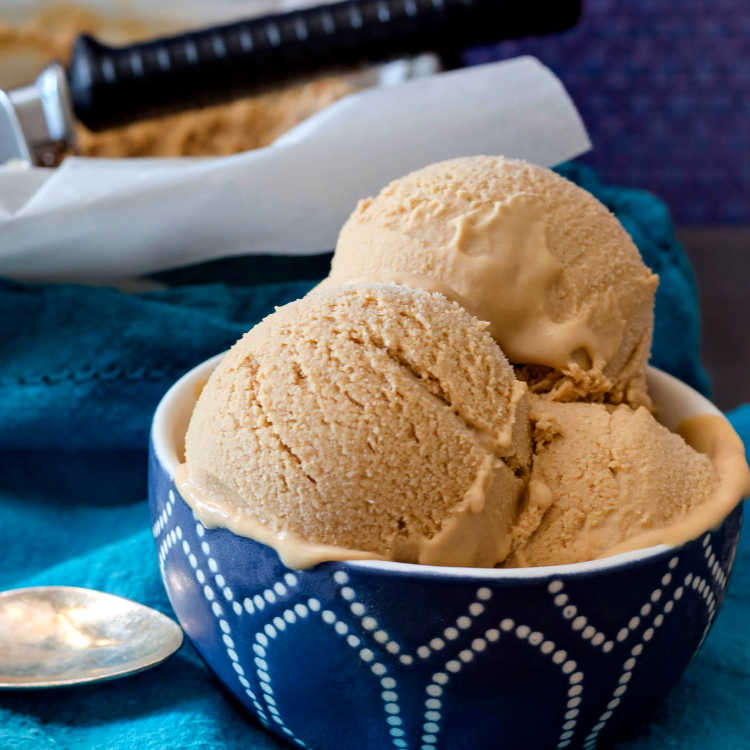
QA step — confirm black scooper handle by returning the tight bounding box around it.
[68,0,581,131]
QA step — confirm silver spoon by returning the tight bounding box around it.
[0,586,183,689]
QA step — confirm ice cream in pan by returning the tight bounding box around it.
[176,156,750,569]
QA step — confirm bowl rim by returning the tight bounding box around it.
[151,353,728,580]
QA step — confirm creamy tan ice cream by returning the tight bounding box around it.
[175,156,749,570]
[177,283,530,569]
[507,396,749,566]
[327,156,659,407]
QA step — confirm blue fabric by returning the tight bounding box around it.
[0,165,744,749]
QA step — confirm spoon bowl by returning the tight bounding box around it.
[0,586,183,689]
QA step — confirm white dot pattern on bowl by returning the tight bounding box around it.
[548,579,611,652]
[581,556,683,748]
[252,602,404,749]
[332,572,495,666]
[155,489,734,750]
[152,489,175,538]
[155,491,178,572]
[580,542,729,749]
[197,519,310,733]
[549,555,682,652]
[158,518,271,727]
[687,573,718,652]
[702,533,728,589]
[414,615,585,750]
[332,570,403,659]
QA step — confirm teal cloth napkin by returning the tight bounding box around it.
[1,164,746,749]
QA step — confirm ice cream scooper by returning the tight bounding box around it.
[0,0,581,165]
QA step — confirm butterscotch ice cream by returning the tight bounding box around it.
[507,397,749,566]
[177,156,749,570]
[177,283,530,569]
[327,156,659,407]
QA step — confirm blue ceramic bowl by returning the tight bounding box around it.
[149,355,742,750]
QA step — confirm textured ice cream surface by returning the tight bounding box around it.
[506,397,723,567]
[328,155,659,407]
[178,283,530,568]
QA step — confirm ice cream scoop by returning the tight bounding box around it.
[177,283,530,568]
[1,2,582,164]
[327,155,659,407]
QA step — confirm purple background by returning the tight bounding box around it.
[466,0,750,225]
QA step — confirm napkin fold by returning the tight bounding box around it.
[2,164,745,750]
[0,57,590,282]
